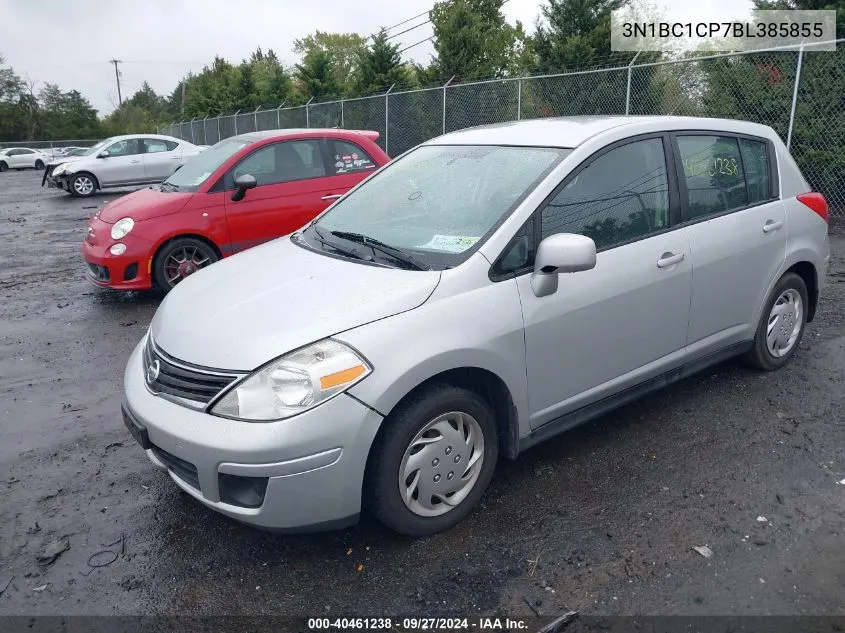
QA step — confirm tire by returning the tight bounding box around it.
[744,272,808,371]
[153,237,219,291]
[0,161,7,172]
[365,384,499,537]
[34,159,44,170]
[70,172,97,197]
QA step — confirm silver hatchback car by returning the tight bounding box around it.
[122,116,830,536]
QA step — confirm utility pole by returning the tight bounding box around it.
[109,59,123,105]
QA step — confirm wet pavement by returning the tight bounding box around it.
[1,168,844,617]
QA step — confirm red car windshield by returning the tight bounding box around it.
[163,138,252,191]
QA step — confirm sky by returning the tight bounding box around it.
[0,0,751,117]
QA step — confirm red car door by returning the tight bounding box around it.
[223,138,341,253]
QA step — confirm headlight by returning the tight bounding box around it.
[111,218,134,240]
[53,163,67,175]
[210,339,371,421]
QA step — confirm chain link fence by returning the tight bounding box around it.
[156,40,844,218]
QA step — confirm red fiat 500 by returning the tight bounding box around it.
[82,129,389,291]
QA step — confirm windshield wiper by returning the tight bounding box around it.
[327,230,430,271]
[310,225,374,263]
[159,181,179,192]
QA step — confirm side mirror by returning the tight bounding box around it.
[98,150,110,159]
[530,233,596,298]
[231,174,257,201]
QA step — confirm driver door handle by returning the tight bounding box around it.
[321,194,343,201]
[657,252,685,268]
[763,219,783,233]
[129,159,141,164]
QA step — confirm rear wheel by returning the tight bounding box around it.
[745,272,808,371]
[70,173,97,197]
[34,159,44,170]
[153,237,219,291]
[0,161,7,172]
[365,384,498,536]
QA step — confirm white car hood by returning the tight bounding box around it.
[150,236,441,370]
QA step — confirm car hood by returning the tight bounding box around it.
[48,156,85,167]
[96,186,193,223]
[149,237,442,370]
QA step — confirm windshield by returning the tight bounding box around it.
[162,138,251,191]
[80,139,112,156]
[310,144,568,269]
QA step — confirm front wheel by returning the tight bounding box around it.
[70,173,97,197]
[34,159,44,170]
[365,384,498,536]
[0,161,8,172]
[745,272,808,371]
[153,238,219,291]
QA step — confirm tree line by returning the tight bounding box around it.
[1,0,842,145]
[1,0,632,141]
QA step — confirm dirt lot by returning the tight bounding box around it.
[0,167,843,618]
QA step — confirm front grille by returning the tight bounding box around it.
[143,336,241,406]
[151,445,200,490]
[87,262,110,282]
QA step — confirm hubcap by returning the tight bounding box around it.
[164,245,211,287]
[766,288,802,358]
[398,411,485,517]
[74,176,94,195]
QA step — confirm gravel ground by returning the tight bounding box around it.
[0,168,843,618]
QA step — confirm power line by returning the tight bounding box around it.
[385,19,433,41]
[399,36,435,54]
[395,0,513,54]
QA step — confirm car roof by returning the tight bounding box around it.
[424,116,778,148]
[102,133,189,143]
[232,128,376,143]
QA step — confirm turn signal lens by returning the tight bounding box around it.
[319,365,366,390]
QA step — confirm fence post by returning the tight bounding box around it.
[217,114,221,141]
[233,110,240,135]
[341,99,344,128]
[305,97,314,128]
[254,105,261,130]
[202,116,209,145]
[189,118,195,144]
[384,84,395,154]
[277,102,284,128]
[625,51,642,115]
[786,45,805,150]
[442,76,456,134]
[517,72,528,120]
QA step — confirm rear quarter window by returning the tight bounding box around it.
[331,140,377,174]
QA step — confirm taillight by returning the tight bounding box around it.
[796,192,828,223]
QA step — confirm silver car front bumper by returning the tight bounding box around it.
[122,339,384,531]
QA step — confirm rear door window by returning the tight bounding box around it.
[676,135,747,219]
[331,140,377,174]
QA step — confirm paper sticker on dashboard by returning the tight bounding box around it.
[422,235,480,252]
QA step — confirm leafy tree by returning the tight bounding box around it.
[295,49,341,100]
[534,0,627,72]
[124,81,168,121]
[355,28,407,94]
[38,84,100,139]
[430,0,522,80]
[293,31,367,95]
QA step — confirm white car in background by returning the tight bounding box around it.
[43,134,206,197]
[0,147,50,171]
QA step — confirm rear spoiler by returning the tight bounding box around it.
[354,130,380,141]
